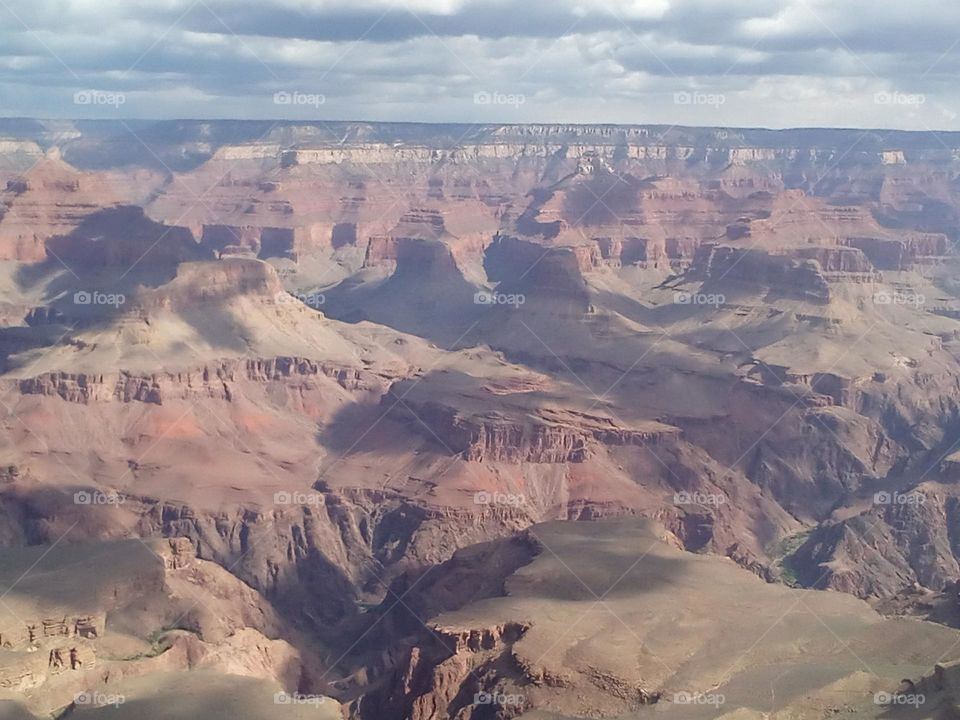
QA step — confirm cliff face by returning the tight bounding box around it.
[198,224,310,261]
[842,233,949,269]
[4,119,952,171]
[17,357,384,405]
[388,395,681,464]
[689,245,832,302]
[0,157,124,262]
[363,237,460,281]
[278,141,938,171]
[790,245,876,274]
[373,622,532,720]
[792,492,960,598]
[44,206,205,270]
[201,224,266,257]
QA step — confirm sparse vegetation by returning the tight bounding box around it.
[767,529,813,588]
[113,626,200,662]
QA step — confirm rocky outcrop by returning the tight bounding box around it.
[201,224,264,257]
[0,541,164,701]
[621,236,668,266]
[151,536,196,569]
[363,237,457,278]
[746,366,873,408]
[482,235,549,282]
[277,140,932,170]
[0,614,104,653]
[107,487,539,632]
[0,536,312,715]
[199,224,301,260]
[842,233,949,270]
[665,236,703,261]
[212,144,283,161]
[16,356,388,404]
[362,210,458,274]
[568,244,603,273]
[791,491,960,598]
[689,244,831,302]
[138,256,284,309]
[788,245,876,274]
[388,396,681,463]
[0,157,123,262]
[362,622,531,720]
[45,206,203,270]
[259,226,298,259]
[434,623,529,655]
[564,233,670,272]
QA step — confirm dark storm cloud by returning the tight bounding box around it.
[0,0,958,129]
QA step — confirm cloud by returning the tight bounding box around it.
[0,0,958,129]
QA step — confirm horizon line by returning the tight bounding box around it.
[2,116,960,136]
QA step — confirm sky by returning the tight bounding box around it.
[0,0,958,129]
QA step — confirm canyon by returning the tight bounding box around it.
[1,119,960,718]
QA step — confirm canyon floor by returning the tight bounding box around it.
[2,120,960,718]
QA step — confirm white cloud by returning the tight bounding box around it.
[0,0,959,129]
